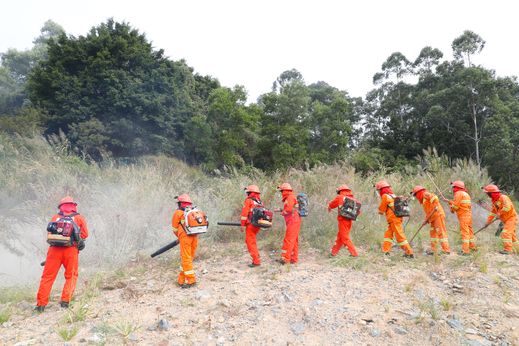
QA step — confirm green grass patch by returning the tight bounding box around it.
[0,287,34,304]
[56,324,79,341]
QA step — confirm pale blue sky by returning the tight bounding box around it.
[1,0,518,102]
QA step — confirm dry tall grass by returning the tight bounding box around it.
[0,134,505,285]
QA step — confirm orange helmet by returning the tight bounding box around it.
[411,185,426,196]
[244,185,260,193]
[374,180,390,190]
[277,183,293,191]
[336,184,351,192]
[175,194,193,204]
[58,196,77,207]
[450,180,465,189]
[482,184,500,193]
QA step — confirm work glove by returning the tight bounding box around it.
[77,239,86,251]
[240,226,245,233]
[327,207,332,213]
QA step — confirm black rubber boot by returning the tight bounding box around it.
[60,301,69,308]
[34,305,45,313]
[248,263,260,268]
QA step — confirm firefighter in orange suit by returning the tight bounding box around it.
[375,181,414,258]
[482,184,518,255]
[172,194,198,288]
[241,185,263,267]
[277,183,301,264]
[412,186,451,255]
[328,184,358,257]
[446,181,476,255]
[35,196,89,312]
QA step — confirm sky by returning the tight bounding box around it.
[1,0,518,102]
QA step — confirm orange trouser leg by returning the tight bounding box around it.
[245,225,261,265]
[281,217,301,263]
[36,247,63,306]
[459,214,474,254]
[392,222,413,255]
[501,217,518,252]
[382,226,394,253]
[331,219,358,256]
[178,232,197,285]
[429,217,450,252]
[61,247,79,303]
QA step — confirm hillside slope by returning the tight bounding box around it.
[1,246,518,346]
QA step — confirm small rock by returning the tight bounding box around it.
[196,290,211,301]
[202,269,208,274]
[2,322,13,328]
[219,300,231,308]
[147,325,157,332]
[14,340,38,346]
[465,328,478,335]
[216,336,225,345]
[128,333,138,342]
[282,291,293,302]
[64,343,71,346]
[394,326,408,335]
[310,299,323,307]
[86,334,104,343]
[447,319,464,331]
[370,328,381,337]
[291,322,305,335]
[158,319,170,331]
[466,340,492,346]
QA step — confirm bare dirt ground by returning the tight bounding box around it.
[1,245,519,346]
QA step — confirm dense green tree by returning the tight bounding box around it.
[257,69,311,170]
[27,19,202,158]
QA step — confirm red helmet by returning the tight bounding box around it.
[175,194,193,204]
[374,180,390,190]
[482,184,500,193]
[451,181,465,189]
[58,196,77,207]
[277,183,293,191]
[336,184,351,192]
[244,185,260,193]
[411,185,426,196]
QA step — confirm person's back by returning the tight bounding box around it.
[36,196,88,312]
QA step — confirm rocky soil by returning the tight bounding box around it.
[1,246,519,346]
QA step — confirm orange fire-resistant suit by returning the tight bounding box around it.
[486,194,518,253]
[281,190,301,263]
[172,208,198,285]
[241,193,262,265]
[449,189,476,254]
[378,191,413,255]
[328,190,358,257]
[417,190,451,253]
[36,205,89,307]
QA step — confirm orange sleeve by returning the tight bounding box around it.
[171,210,184,234]
[75,215,89,240]
[378,195,387,215]
[241,198,253,226]
[486,203,498,224]
[328,195,343,210]
[282,195,295,216]
[449,191,462,212]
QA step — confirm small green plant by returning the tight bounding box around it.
[0,307,12,323]
[62,302,89,323]
[113,321,140,338]
[440,298,452,311]
[417,299,440,320]
[56,325,79,341]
